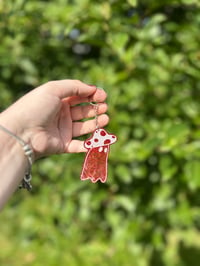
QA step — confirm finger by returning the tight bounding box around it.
[72,114,109,137]
[71,103,108,121]
[67,88,107,105]
[44,79,97,99]
[91,88,107,102]
[65,140,87,153]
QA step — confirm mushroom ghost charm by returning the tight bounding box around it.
[81,128,117,183]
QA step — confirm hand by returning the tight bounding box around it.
[1,80,109,159]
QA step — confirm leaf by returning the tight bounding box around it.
[108,32,129,55]
[127,0,137,7]
[116,164,132,183]
[184,160,200,190]
[160,123,190,152]
[159,155,177,182]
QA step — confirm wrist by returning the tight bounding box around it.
[0,125,32,208]
[0,110,35,159]
[0,122,34,191]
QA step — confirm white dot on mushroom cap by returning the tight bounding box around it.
[104,147,108,153]
[99,147,103,152]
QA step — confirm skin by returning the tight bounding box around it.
[0,79,109,209]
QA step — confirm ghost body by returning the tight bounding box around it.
[81,128,117,183]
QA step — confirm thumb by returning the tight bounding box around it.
[44,79,97,99]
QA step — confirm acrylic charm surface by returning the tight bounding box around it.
[81,128,117,183]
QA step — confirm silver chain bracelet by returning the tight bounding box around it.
[0,124,34,191]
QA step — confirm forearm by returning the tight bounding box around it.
[0,117,29,210]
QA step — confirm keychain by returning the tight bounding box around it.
[80,103,117,183]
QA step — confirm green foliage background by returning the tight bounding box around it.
[0,0,200,265]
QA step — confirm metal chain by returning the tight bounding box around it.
[90,102,99,129]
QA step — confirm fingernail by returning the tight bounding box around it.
[97,87,105,91]
[87,84,97,88]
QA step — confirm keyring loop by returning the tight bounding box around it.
[90,102,99,129]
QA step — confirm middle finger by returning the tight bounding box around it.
[71,103,108,121]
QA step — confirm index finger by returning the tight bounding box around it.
[68,87,107,106]
[43,79,98,99]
